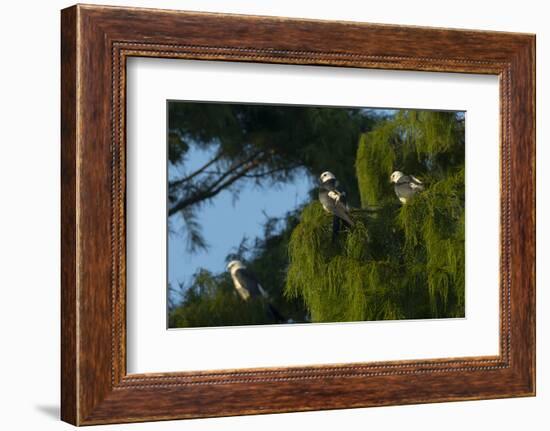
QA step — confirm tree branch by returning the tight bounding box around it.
[168,151,268,216]
[242,164,300,179]
[169,152,224,188]
[199,151,265,194]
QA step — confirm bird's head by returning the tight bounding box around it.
[390,171,404,183]
[319,171,336,184]
[226,260,245,273]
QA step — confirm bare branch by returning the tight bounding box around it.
[242,164,300,179]
[169,152,224,188]
[168,151,268,216]
[199,151,265,194]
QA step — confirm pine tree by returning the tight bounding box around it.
[285,110,465,322]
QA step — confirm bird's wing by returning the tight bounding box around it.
[327,190,343,202]
[332,205,354,226]
[234,268,264,298]
[320,189,354,225]
[400,175,424,190]
[409,177,424,190]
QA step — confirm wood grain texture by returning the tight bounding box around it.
[60,4,536,425]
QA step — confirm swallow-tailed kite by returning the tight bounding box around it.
[390,171,425,204]
[319,171,354,227]
[226,260,284,322]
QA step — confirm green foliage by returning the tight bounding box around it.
[285,202,407,321]
[286,110,465,322]
[355,110,464,207]
[397,167,465,316]
[355,127,395,206]
[286,202,367,322]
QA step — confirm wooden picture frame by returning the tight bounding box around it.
[61,4,535,425]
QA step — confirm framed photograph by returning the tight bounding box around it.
[61,4,535,425]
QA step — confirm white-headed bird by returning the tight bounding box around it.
[318,171,354,227]
[390,171,425,204]
[226,260,284,322]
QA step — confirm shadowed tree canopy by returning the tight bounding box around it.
[285,111,465,321]
[168,102,375,251]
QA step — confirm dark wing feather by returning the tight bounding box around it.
[319,188,354,226]
[234,268,264,299]
[332,203,353,227]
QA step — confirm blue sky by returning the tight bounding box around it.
[168,146,312,301]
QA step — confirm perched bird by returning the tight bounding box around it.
[390,171,425,204]
[318,171,354,228]
[226,260,284,322]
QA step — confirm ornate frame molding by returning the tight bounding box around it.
[61,5,535,425]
